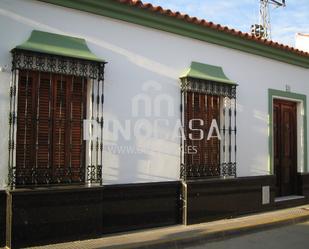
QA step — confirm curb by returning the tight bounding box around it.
[112,209,309,249]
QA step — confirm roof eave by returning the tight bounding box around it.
[37,0,309,68]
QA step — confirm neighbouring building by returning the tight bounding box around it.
[0,0,309,248]
[296,33,309,53]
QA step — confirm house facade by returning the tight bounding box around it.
[296,33,309,53]
[0,0,309,248]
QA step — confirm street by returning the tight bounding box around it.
[185,221,309,249]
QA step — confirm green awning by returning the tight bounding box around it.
[13,30,104,62]
[180,61,236,85]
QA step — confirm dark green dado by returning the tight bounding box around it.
[3,175,309,248]
[6,181,181,249]
[184,175,277,225]
[0,190,6,247]
[298,173,309,198]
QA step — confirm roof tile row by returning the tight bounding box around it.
[117,0,309,57]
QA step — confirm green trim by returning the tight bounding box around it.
[38,0,309,68]
[14,30,104,62]
[268,89,308,174]
[180,61,236,85]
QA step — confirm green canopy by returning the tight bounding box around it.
[13,30,104,62]
[180,61,236,85]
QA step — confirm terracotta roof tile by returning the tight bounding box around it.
[116,0,309,57]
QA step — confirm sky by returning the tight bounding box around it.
[146,0,309,47]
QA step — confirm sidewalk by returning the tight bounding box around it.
[28,205,309,249]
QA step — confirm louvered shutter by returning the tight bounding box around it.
[69,76,86,182]
[16,71,86,185]
[35,74,53,183]
[53,75,68,182]
[16,71,36,185]
[184,92,221,177]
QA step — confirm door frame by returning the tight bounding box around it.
[268,89,307,176]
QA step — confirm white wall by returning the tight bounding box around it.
[0,0,308,187]
[296,33,309,53]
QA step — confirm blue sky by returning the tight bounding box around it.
[147,0,309,47]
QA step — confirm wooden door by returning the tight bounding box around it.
[273,99,297,196]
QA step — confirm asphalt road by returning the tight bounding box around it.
[185,221,309,249]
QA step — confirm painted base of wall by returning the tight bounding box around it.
[184,174,309,225]
[0,190,6,247]
[298,173,309,198]
[6,182,181,249]
[3,175,309,248]
[183,176,276,225]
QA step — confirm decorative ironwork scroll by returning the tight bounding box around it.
[11,50,105,80]
[180,77,236,99]
[8,49,106,188]
[180,77,237,180]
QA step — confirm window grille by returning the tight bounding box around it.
[8,49,106,188]
[180,77,237,180]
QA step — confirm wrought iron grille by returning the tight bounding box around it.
[8,49,106,188]
[180,77,237,180]
[180,77,236,99]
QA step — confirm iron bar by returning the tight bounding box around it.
[68,76,73,182]
[88,78,95,183]
[96,77,100,182]
[223,98,226,164]
[80,77,85,182]
[47,72,52,183]
[8,68,18,188]
[228,98,232,163]
[180,85,184,180]
[57,74,63,183]
[99,63,105,185]
[8,70,13,188]
[12,69,18,186]
[234,98,237,177]
[34,71,41,184]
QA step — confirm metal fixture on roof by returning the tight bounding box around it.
[251,0,286,39]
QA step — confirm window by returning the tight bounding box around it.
[15,71,87,185]
[8,30,105,188]
[180,62,237,180]
[184,93,221,177]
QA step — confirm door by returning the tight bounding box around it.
[273,99,297,196]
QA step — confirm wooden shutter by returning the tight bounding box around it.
[35,73,53,183]
[16,71,86,185]
[184,92,221,177]
[53,75,68,182]
[71,77,87,182]
[16,72,36,185]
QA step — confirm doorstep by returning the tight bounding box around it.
[25,204,309,249]
[275,195,305,202]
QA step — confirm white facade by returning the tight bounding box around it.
[0,0,309,188]
[296,33,309,53]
